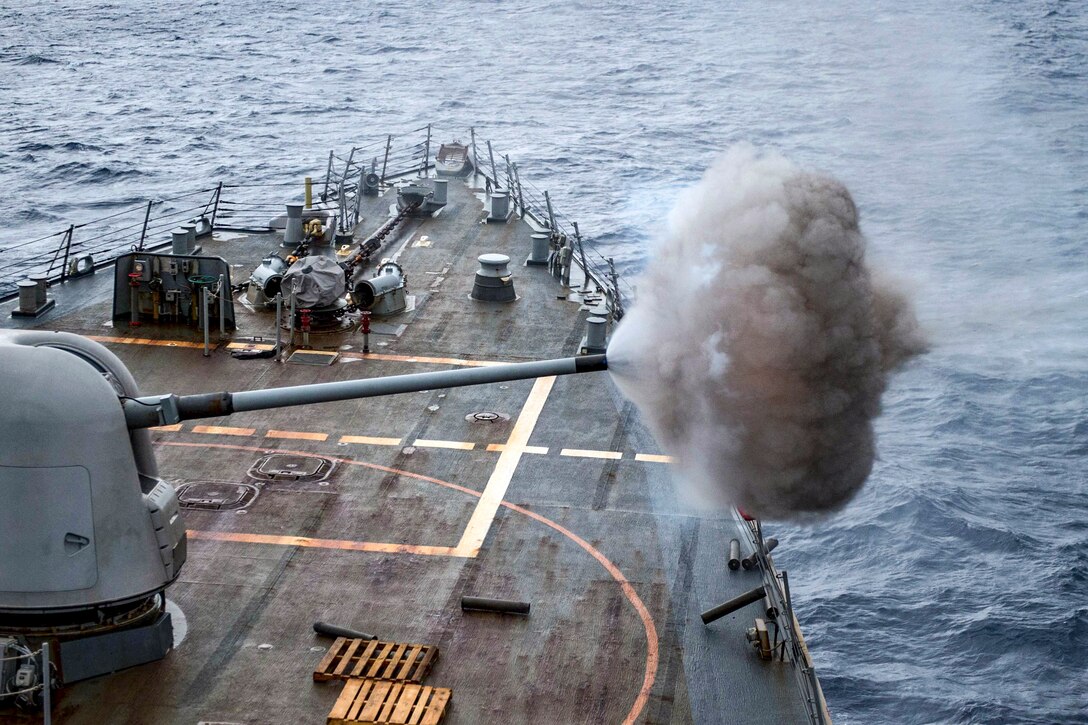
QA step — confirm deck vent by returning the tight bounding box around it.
[248,454,335,483]
[284,203,304,248]
[471,254,516,303]
[176,482,258,511]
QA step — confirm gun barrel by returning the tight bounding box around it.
[124,354,607,429]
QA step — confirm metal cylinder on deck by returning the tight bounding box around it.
[16,279,38,313]
[28,273,49,307]
[461,596,530,615]
[579,316,607,356]
[313,621,376,640]
[728,539,741,571]
[182,223,198,253]
[284,203,304,248]
[471,253,516,302]
[487,191,510,222]
[432,179,448,205]
[741,537,779,570]
[701,586,767,625]
[528,233,549,266]
[171,228,189,255]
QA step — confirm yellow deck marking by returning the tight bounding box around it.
[455,375,556,557]
[339,435,403,446]
[634,453,673,464]
[485,443,549,455]
[561,448,624,460]
[226,342,276,351]
[152,423,183,432]
[187,530,459,557]
[414,439,476,451]
[266,429,329,442]
[86,334,205,349]
[192,425,255,437]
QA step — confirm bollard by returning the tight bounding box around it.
[313,621,376,641]
[14,280,38,316]
[728,539,741,571]
[171,228,188,255]
[701,586,766,625]
[432,179,448,205]
[582,316,607,354]
[28,273,48,308]
[487,191,510,222]
[182,223,198,254]
[461,596,530,615]
[528,233,549,266]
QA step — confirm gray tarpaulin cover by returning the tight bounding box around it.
[281,256,346,308]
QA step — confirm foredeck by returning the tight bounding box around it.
[2,174,814,724]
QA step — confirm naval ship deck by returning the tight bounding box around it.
[3,172,816,724]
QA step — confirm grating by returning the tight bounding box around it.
[288,350,339,365]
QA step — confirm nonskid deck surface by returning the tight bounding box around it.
[3,177,811,724]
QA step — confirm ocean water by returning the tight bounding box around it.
[1,1,1085,723]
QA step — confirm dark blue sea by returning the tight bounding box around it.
[1,2,1085,723]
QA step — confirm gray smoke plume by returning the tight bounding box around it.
[607,145,925,519]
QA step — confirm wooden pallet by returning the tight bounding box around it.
[315,638,438,684]
[327,679,451,725]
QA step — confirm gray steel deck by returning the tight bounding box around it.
[2,175,814,724]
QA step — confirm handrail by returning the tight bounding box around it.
[1,126,632,316]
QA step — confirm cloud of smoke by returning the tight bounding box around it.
[607,145,926,519]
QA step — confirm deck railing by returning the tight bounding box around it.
[0,126,630,316]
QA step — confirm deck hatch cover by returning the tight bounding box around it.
[176,482,257,510]
[249,454,334,483]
